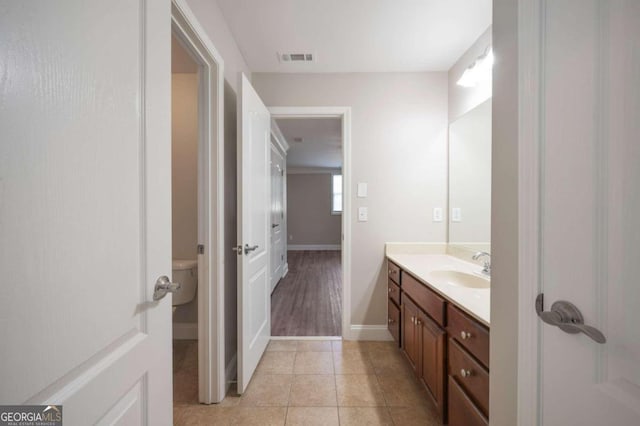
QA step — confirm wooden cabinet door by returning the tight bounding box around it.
[388,299,400,344]
[401,296,419,372]
[418,311,446,419]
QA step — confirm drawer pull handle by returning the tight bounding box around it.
[460,331,472,340]
[410,316,415,324]
[460,369,472,378]
[388,318,394,324]
[388,287,393,293]
[416,319,422,326]
[389,269,396,275]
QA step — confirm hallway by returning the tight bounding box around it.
[173,339,439,425]
[271,250,342,336]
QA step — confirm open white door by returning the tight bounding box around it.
[531,1,640,424]
[270,144,286,292]
[236,74,271,393]
[0,2,172,424]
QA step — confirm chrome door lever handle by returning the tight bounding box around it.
[536,294,606,344]
[244,244,259,255]
[153,275,181,301]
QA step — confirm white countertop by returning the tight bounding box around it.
[386,253,490,326]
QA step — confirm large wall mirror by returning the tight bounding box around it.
[448,99,492,252]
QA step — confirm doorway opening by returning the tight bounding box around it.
[170,0,227,405]
[269,109,352,339]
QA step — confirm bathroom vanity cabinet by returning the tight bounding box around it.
[387,259,490,425]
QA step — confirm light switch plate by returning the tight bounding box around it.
[452,207,462,222]
[358,207,368,222]
[433,207,443,222]
[357,182,368,198]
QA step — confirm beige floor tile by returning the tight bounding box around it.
[335,375,385,407]
[266,340,298,352]
[338,407,393,426]
[367,347,415,376]
[173,371,198,404]
[293,351,334,374]
[296,340,333,352]
[181,406,287,426]
[331,340,368,353]
[285,407,339,426]
[332,351,375,374]
[256,351,296,375]
[388,405,441,426]
[363,341,398,353]
[173,405,188,426]
[376,373,431,407]
[289,375,337,406]
[239,374,293,406]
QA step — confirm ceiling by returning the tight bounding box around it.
[276,118,342,169]
[216,0,492,73]
[172,34,198,73]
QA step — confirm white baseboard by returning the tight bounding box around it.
[347,325,393,341]
[282,263,289,278]
[172,322,198,340]
[288,244,341,251]
[225,353,237,393]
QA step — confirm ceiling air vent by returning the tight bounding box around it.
[278,52,315,63]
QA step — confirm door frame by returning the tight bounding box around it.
[171,0,226,404]
[516,0,543,423]
[268,106,352,339]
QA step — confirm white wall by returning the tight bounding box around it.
[448,26,492,122]
[491,1,518,424]
[287,173,341,246]
[172,73,199,324]
[253,72,449,328]
[185,0,251,91]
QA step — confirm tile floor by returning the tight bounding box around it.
[173,339,441,425]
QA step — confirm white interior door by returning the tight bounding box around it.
[237,74,271,393]
[0,1,172,424]
[538,1,640,424]
[270,144,286,292]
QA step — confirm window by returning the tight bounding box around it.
[331,174,343,214]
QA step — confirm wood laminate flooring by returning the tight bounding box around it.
[271,250,342,336]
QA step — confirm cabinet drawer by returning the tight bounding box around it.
[447,304,490,367]
[402,272,446,326]
[448,376,488,426]
[388,299,400,344]
[388,260,401,285]
[387,279,401,305]
[449,338,489,417]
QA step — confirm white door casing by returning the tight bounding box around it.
[518,0,640,424]
[171,0,227,404]
[270,143,286,292]
[237,74,271,393]
[0,1,172,424]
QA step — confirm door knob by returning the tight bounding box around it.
[244,244,259,255]
[535,294,606,344]
[153,275,181,301]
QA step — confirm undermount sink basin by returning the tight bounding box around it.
[429,270,490,289]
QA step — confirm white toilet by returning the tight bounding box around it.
[171,259,198,306]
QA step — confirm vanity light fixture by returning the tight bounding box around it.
[457,47,494,88]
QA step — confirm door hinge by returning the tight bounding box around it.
[197,244,205,254]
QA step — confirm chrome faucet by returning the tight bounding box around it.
[472,252,491,276]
